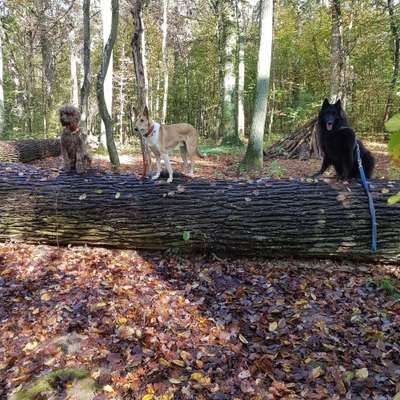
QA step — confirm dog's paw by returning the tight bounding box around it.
[167,177,173,183]
[151,174,160,181]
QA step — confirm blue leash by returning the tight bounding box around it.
[355,142,377,252]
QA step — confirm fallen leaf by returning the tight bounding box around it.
[355,368,368,379]
[269,321,278,332]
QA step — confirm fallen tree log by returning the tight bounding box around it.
[0,139,61,163]
[0,164,399,263]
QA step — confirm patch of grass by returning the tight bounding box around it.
[266,160,286,178]
[365,276,400,302]
[377,277,400,301]
[388,166,400,179]
[199,143,245,156]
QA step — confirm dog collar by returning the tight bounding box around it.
[144,124,154,138]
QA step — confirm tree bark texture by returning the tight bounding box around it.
[69,27,79,108]
[80,0,91,139]
[0,139,61,163]
[384,0,400,121]
[329,0,344,103]
[221,3,239,144]
[243,0,273,170]
[0,20,4,134]
[130,0,151,177]
[161,0,169,123]
[96,0,120,167]
[0,164,399,263]
[236,0,245,141]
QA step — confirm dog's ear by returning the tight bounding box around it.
[322,98,330,108]
[143,105,149,118]
[335,99,342,110]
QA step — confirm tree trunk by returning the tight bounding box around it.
[80,0,91,139]
[100,0,114,149]
[329,0,343,103]
[384,0,400,121]
[243,0,273,170]
[39,0,54,138]
[216,0,225,141]
[0,20,4,135]
[96,0,120,168]
[0,164,399,263]
[69,27,79,108]
[0,139,61,163]
[130,0,151,177]
[236,0,245,141]
[221,2,239,144]
[118,43,126,144]
[161,0,169,123]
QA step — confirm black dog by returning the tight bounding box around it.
[314,98,375,179]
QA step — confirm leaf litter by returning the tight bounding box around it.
[0,242,399,399]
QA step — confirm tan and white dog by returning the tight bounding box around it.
[133,106,203,183]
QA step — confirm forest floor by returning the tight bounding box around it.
[1,139,400,400]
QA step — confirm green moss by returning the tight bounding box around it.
[12,368,89,400]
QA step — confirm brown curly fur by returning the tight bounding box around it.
[59,105,91,174]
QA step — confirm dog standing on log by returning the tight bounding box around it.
[314,98,375,179]
[133,106,203,183]
[59,105,92,174]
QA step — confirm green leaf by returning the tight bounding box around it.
[388,192,400,205]
[388,132,400,160]
[385,113,400,132]
[182,231,190,241]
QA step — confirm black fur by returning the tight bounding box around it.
[315,98,375,179]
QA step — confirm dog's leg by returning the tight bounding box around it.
[61,142,72,172]
[312,156,330,178]
[180,144,189,174]
[152,155,162,181]
[162,153,173,183]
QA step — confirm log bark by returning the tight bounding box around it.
[0,164,399,263]
[0,139,60,163]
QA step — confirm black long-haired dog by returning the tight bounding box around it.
[314,98,375,179]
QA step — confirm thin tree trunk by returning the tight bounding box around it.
[131,0,151,177]
[0,20,4,135]
[161,0,169,123]
[384,0,400,121]
[142,18,149,108]
[236,0,245,141]
[329,0,343,103]
[243,0,273,170]
[216,1,225,141]
[69,28,79,108]
[292,3,302,107]
[221,4,239,144]
[96,0,120,167]
[0,165,399,263]
[156,61,161,118]
[80,0,91,139]
[119,43,126,144]
[100,0,114,149]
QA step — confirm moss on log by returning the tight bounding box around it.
[0,164,399,263]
